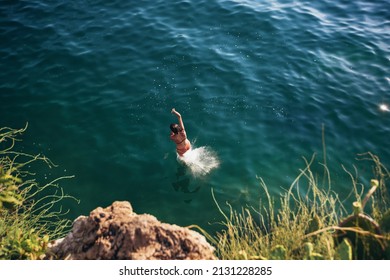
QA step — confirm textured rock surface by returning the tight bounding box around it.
[48,201,217,260]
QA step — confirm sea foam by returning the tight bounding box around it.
[178,146,220,177]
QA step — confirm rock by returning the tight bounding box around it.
[47,201,217,260]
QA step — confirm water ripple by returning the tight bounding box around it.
[1,0,389,230]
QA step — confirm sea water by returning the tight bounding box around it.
[0,0,389,233]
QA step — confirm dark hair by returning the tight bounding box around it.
[170,123,182,134]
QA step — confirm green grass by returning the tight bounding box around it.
[204,153,390,260]
[0,125,77,260]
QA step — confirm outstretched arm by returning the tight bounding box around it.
[171,108,185,130]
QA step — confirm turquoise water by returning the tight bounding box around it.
[1,0,389,233]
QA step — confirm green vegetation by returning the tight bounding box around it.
[206,153,390,260]
[0,125,76,260]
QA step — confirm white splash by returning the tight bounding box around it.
[178,146,220,177]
